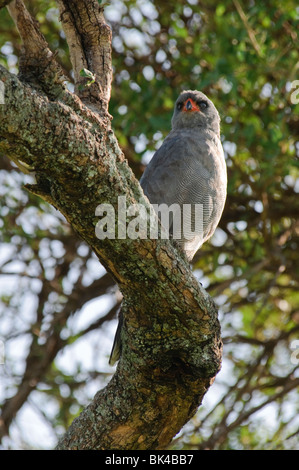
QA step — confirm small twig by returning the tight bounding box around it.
[233,0,263,57]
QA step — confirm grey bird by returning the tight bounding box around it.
[109,90,227,365]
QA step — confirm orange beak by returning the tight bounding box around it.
[183,98,200,112]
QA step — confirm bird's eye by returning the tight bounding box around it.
[177,102,183,111]
[198,100,208,110]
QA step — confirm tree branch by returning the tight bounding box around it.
[0,268,117,441]
[57,0,113,115]
[0,0,12,9]
[6,0,104,120]
[232,0,263,57]
[7,0,66,96]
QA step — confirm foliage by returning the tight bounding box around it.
[0,0,298,449]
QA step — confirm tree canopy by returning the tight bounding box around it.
[0,0,299,450]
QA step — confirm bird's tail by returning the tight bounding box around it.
[109,308,123,366]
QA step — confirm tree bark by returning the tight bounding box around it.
[0,0,222,450]
[0,0,12,8]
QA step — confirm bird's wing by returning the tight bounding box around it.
[140,131,225,241]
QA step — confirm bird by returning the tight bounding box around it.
[109,90,227,366]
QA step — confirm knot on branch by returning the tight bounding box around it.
[119,296,222,380]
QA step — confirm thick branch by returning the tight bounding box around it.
[0,66,222,449]
[7,0,105,122]
[57,0,113,115]
[7,0,66,97]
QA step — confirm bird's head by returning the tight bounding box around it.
[171,90,220,135]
